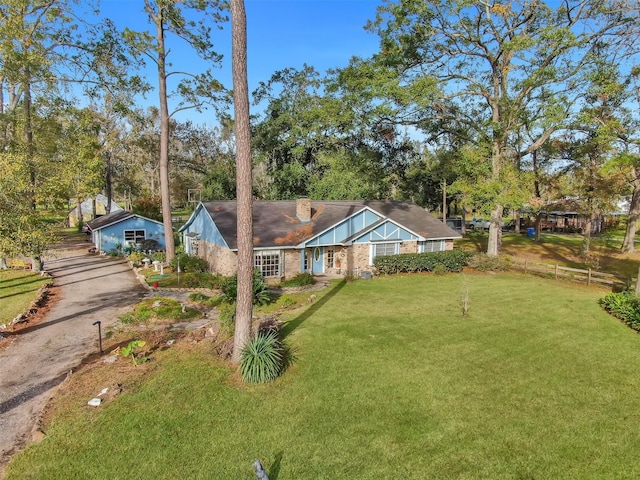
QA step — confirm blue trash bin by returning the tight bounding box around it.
[527,227,535,237]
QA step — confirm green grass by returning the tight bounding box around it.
[0,269,52,325]
[119,297,201,324]
[7,273,640,479]
[459,231,639,277]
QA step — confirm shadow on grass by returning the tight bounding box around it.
[0,275,48,290]
[280,280,347,340]
[0,286,42,301]
[269,451,283,480]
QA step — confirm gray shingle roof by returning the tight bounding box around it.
[85,210,135,231]
[85,210,163,231]
[197,200,460,250]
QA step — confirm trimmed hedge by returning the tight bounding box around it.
[373,250,472,274]
[599,291,640,332]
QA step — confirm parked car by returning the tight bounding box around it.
[469,218,505,230]
[469,218,491,230]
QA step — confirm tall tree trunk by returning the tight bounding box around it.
[460,207,467,236]
[231,0,253,364]
[76,197,83,225]
[487,103,503,256]
[153,8,176,263]
[105,151,113,214]
[622,170,640,253]
[487,204,503,256]
[582,215,593,255]
[535,212,543,242]
[441,180,447,223]
[23,67,36,211]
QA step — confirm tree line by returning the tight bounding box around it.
[2,0,640,270]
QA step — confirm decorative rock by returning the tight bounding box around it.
[253,459,269,480]
[103,355,118,364]
[87,398,102,407]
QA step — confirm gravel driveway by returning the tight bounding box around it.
[0,239,147,474]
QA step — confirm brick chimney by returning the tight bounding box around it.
[296,198,311,222]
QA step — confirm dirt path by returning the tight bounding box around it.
[0,239,147,474]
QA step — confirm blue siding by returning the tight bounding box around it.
[97,217,166,252]
[182,206,228,248]
[305,208,383,246]
[353,220,417,243]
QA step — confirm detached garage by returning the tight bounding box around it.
[85,210,166,254]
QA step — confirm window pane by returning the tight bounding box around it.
[374,243,396,258]
[125,230,146,243]
[326,248,335,268]
[254,251,281,277]
[424,241,443,253]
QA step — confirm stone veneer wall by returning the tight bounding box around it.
[198,240,455,278]
[283,249,302,278]
[343,243,371,273]
[200,241,237,276]
[400,240,418,254]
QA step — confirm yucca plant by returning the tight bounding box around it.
[239,331,283,383]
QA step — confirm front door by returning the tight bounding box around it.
[312,246,324,274]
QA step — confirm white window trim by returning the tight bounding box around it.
[421,240,445,253]
[124,229,146,246]
[369,241,400,264]
[254,249,282,278]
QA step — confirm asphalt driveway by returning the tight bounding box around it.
[0,239,147,473]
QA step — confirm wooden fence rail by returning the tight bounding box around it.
[510,258,633,290]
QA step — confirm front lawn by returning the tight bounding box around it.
[7,273,640,479]
[0,269,52,325]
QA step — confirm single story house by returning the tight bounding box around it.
[179,199,462,279]
[67,194,123,227]
[85,210,166,254]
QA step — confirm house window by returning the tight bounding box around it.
[254,250,281,278]
[124,230,146,245]
[326,248,335,268]
[303,250,310,272]
[372,242,399,261]
[186,235,199,255]
[422,240,445,253]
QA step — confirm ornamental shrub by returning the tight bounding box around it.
[599,291,640,331]
[373,250,471,275]
[169,252,209,273]
[280,273,315,287]
[239,331,283,384]
[221,269,271,306]
[128,251,146,266]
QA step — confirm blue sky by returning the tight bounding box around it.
[99,0,383,124]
